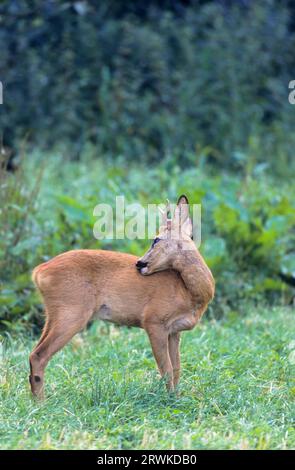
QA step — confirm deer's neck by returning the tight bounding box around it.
[173,249,215,306]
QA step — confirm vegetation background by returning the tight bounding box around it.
[0,0,294,450]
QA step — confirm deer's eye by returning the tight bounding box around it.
[152,237,160,248]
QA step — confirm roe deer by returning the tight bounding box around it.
[29,195,215,398]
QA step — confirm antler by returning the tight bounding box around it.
[166,199,172,229]
[158,198,172,228]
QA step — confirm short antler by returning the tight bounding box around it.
[159,198,172,228]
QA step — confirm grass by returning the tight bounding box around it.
[0,305,294,450]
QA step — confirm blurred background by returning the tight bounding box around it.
[0,0,294,332]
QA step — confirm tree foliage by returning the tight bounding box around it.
[0,0,295,173]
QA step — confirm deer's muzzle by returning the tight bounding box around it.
[136,260,148,270]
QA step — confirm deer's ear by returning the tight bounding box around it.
[176,195,189,220]
[173,194,192,237]
[181,217,193,238]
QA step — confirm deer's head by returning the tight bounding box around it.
[136,195,196,275]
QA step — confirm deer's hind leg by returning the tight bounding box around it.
[34,311,52,349]
[29,305,93,399]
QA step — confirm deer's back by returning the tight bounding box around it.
[32,249,192,328]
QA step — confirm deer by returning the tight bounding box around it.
[29,195,215,399]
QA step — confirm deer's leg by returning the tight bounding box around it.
[29,307,92,399]
[168,332,181,388]
[145,323,174,392]
[34,314,51,350]
[29,318,52,396]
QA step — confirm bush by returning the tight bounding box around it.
[0,153,43,331]
[0,152,294,331]
[0,0,295,175]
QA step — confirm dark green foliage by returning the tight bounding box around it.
[0,155,43,331]
[0,0,295,174]
[0,153,294,331]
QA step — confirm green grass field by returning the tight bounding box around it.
[0,305,294,450]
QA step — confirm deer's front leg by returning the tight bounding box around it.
[145,322,174,392]
[168,332,181,388]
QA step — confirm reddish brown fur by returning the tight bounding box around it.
[29,196,215,398]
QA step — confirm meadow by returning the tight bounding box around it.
[0,305,294,449]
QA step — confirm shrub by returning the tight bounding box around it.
[0,152,294,331]
[0,0,295,175]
